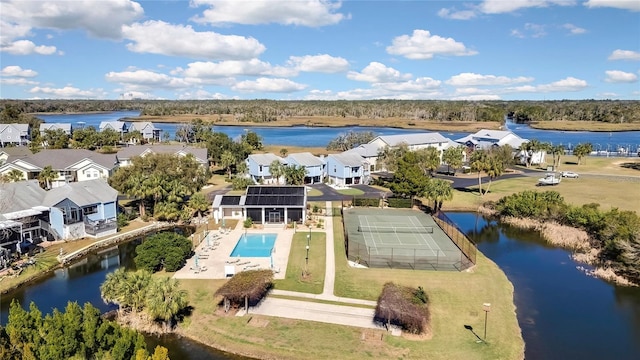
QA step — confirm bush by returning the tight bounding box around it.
[117,213,129,230]
[374,282,430,334]
[243,217,253,228]
[134,232,192,272]
[232,176,255,190]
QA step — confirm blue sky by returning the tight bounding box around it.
[0,0,638,101]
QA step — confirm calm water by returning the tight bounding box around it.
[35,111,640,149]
[446,212,640,360]
[0,240,249,360]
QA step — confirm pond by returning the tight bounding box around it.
[446,212,640,360]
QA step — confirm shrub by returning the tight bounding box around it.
[117,213,129,230]
[374,282,430,334]
[134,232,192,272]
[243,217,253,228]
[232,176,255,190]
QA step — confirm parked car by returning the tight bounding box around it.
[561,171,579,178]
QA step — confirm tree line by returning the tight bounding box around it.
[3,99,639,124]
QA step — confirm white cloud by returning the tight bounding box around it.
[437,7,478,20]
[29,86,106,99]
[0,40,57,55]
[0,78,38,86]
[563,23,587,35]
[508,77,588,93]
[372,77,442,92]
[232,78,307,93]
[177,90,237,100]
[480,0,576,14]
[604,70,638,83]
[191,0,347,27]
[387,30,477,60]
[122,21,266,60]
[584,0,640,11]
[608,49,640,61]
[446,73,534,86]
[347,62,412,83]
[1,65,38,77]
[452,94,502,100]
[510,23,547,38]
[0,20,31,45]
[597,92,619,98]
[179,60,273,78]
[1,0,143,40]
[105,70,189,89]
[287,54,349,73]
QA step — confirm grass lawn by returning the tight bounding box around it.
[274,232,326,294]
[307,188,323,197]
[336,188,365,196]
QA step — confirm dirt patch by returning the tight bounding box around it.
[247,316,270,328]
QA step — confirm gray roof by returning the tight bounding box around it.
[11,149,118,170]
[344,143,380,158]
[455,130,527,149]
[248,153,283,166]
[128,121,158,132]
[0,124,29,133]
[0,147,33,161]
[99,121,127,131]
[374,132,450,147]
[116,144,207,164]
[44,179,118,207]
[328,152,366,167]
[40,123,72,133]
[285,152,324,167]
[0,180,47,214]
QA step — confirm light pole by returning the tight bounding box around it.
[305,245,310,265]
[307,234,310,247]
[482,303,491,342]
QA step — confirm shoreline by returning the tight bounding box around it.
[527,120,640,132]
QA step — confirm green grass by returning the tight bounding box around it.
[307,188,323,197]
[336,188,365,196]
[274,232,326,294]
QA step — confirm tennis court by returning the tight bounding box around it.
[343,208,466,270]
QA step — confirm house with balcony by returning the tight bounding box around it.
[116,144,208,168]
[0,124,30,147]
[0,149,118,187]
[127,122,162,143]
[455,129,544,165]
[343,143,381,172]
[246,153,284,184]
[0,179,118,252]
[367,132,453,169]
[284,152,325,184]
[325,153,370,186]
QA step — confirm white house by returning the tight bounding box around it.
[0,124,30,147]
[246,153,284,184]
[116,145,208,168]
[284,152,325,184]
[127,122,162,142]
[455,129,545,165]
[366,132,454,171]
[325,153,370,186]
[39,123,72,135]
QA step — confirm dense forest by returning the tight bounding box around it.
[1,99,639,124]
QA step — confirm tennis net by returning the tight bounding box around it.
[358,225,433,234]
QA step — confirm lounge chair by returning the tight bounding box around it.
[226,258,241,264]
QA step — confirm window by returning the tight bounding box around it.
[259,165,263,172]
[83,205,98,215]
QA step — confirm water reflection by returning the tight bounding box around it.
[447,212,640,360]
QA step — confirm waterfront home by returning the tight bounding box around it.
[116,144,208,168]
[0,149,118,187]
[284,152,325,184]
[212,185,306,225]
[127,121,162,142]
[325,153,370,186]
[246,153,284,184]
[0,123,30,147]
[0,179,118,251]
[455,129,545,165]
[343,143,381,172]
[39,123,72,135]
[364,132,454,171]
[99,121,128,137]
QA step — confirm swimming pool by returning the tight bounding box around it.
[229,233,277,257]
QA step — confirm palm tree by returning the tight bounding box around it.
[416,147,441,176]
[6,169,25,183]
[100,268,130,315]
[220,150,236,179]
[236,161,248,176]
[279,148,288,157]
[38,165,57,190]
[551,144,565,170]
[101,269,152,315]
[144,277,188,330]
[442,146,464,175]
[470,150,489,196]
[284,164,307,185]
[573,143,593,165]
[188,193,209,220]
[483,153,505,195]
[269,160,285,184]
[426,178,453,212]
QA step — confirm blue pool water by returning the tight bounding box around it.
[230,233,277,257]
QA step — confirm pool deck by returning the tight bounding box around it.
[173,222,293,280]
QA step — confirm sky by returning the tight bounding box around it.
[0,0,639,101]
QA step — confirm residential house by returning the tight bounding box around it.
[246,153,284,184]
[455,129,545,165]
[0,124,30,147]
[116,144,208,168]
[284,152,325,184]
[0,179,118,251]
[367,132,453,169]
[343,143,381,172]
[0,149,118,187]
[99,121,128,139]
[0,147,32,165]
[127,121,162,142]
[39,123,72,135]
[325,153,370,186]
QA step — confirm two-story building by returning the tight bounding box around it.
[284,152,325,184]
[127,122,162,143]
[116,144,208,168]
[0,124,30,147]
[39,123,72,135]
[455,129,544,164]
[246,153,284,184]
[325,153,370,186]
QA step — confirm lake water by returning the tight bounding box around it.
[446,212,640,360]
[35,111,640,150]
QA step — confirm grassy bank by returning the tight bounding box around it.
[134,113,502,132]
[529,120,640,132]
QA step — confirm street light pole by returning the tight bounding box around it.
[305,245,309,265]
[482,303,491,342]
